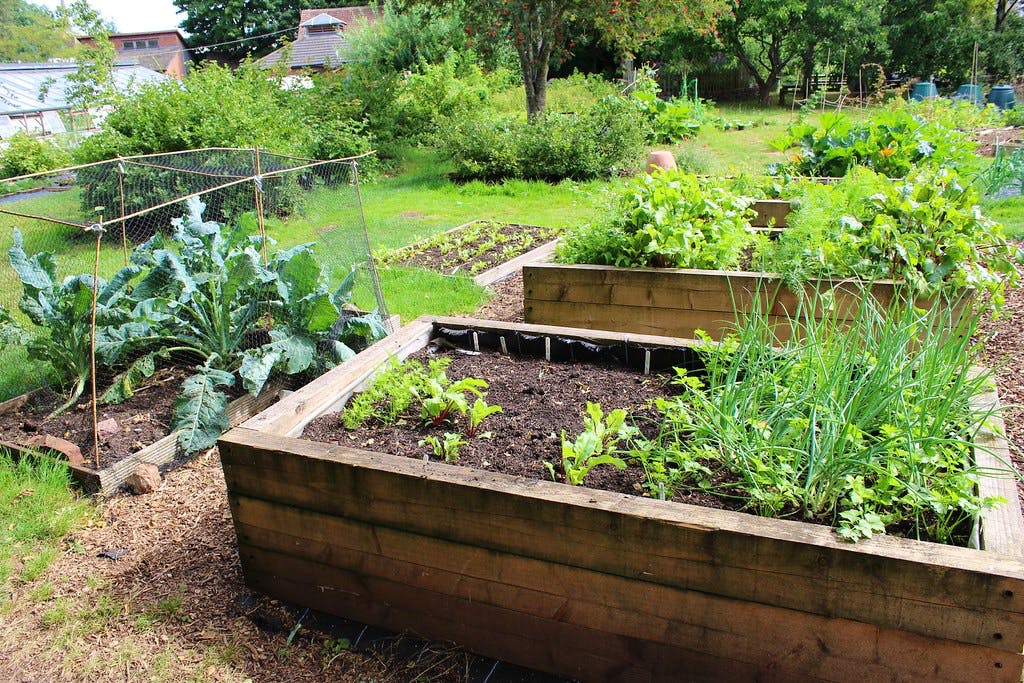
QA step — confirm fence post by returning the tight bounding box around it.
[117,158,128,265]
[87,219,105,469]
[253,146,268,265]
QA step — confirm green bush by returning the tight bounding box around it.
[70,62,376,234]
[0,132,71,179]
[557,170,757,269]
[445,95,646,182]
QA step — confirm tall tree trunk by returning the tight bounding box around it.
[801,42,816,95]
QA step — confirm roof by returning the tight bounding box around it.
[259,33,353,70]
[0,62,167,116]
[297,6,379,27]
[300,13,344,27]
[260,6,380,70]
[109,29,188,43]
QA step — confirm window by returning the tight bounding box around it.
[307,24,340,34]
[121,39,160,50]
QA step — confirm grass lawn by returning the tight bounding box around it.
[0,452,96,612]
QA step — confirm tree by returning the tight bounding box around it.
[55,0,117,109]
[713,0,807,104]
[0,0,69,62]
[409,0,722,117]
[174,0,369,62]
[881,0,987,81]
[996,0,1021,29]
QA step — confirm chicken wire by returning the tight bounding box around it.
[0,148,389,467]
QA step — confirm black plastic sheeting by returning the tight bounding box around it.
[434,326,706,375]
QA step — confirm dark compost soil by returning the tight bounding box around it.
[303,346,735,510]
[0,367,188,470]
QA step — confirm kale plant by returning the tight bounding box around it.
[126,197,386,452]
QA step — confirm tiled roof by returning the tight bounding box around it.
[297,6,379,27]
[260,6,379,70]
[259,33,353,69]
[0,62,167,116]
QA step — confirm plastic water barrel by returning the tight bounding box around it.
[988,85,1017,110]
[910,82,938,101]
[954,84,983,105]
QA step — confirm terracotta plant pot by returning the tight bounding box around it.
[645,150,677,174]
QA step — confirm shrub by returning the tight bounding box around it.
[444,95,646,182]
[557,170,757,269]
[0,132,71,179]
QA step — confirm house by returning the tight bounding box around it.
[0,62,166,138]
[259,6,380,71]
[80,30,190,79]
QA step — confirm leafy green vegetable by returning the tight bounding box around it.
[556,170,758,270]
[768,106,977,178]
[554,402,632,486]
[419,432,467,463]
[7,229,141,414]
[173,360,236,453]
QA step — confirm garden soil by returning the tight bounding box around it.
[2,260,1023,683]
[0,368,187,470]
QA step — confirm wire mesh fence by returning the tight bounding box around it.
[0,148,390,470]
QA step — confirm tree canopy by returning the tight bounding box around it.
[0,0,70,62]
[173,0,366,62]
[409,0,723,116]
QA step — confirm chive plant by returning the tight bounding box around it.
[631,287,1009,543]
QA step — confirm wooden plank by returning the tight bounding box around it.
[973,385,1024,557]
[473,239,559,287]
[218,429,1024,653]
[432,315,701,350]
[523,264,970,339]
[524,298,738,339]
[239,318,434,438]
[751,199,792,228]
[229,494,1016,682]
[239,551,754,683]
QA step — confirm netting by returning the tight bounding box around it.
[0,148,390,468]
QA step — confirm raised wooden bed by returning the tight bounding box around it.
[0,382,286,495]
[218,317,1024,683]
[523,263,970,340]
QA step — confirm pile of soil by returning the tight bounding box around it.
[380,222,560,276]
[0,368,186,469]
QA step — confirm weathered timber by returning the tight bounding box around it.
[750,199,791,228]
[218,318,1024,682]
[523,263,970,340]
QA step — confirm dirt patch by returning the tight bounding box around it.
[975,126,1024,156]
[399,211,425,218]
[0,368,187,470]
